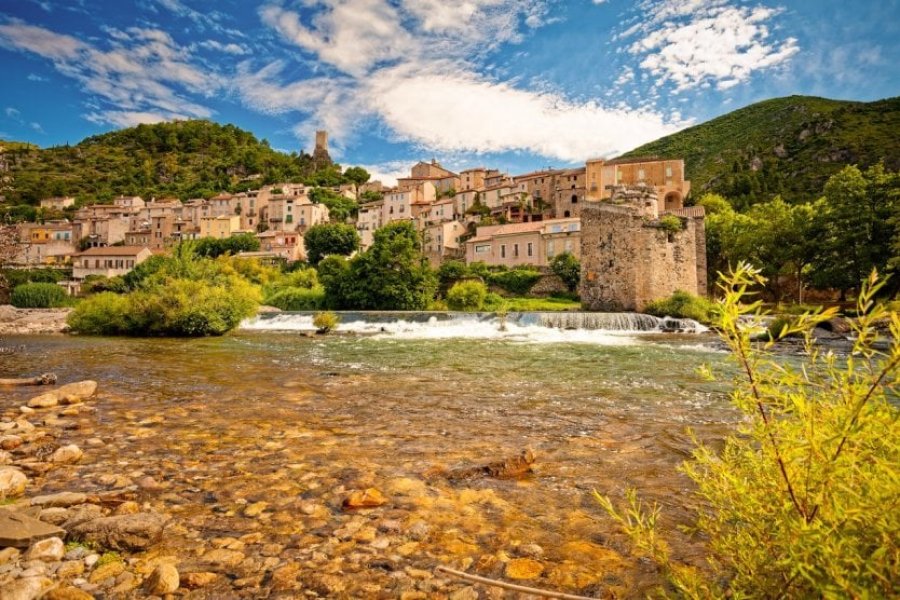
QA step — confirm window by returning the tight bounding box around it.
[500,245,506,258]
[638,168,645,180]
[527,242,533,257]
[666,166,673,178]
[286,214,293,224]
[565,240,573,252]
[569,223,578,232]
[547,241,555,257]
[564,210,570,217]
[571,194,578,204]
[514,244,519,257]
[475,244,490,254]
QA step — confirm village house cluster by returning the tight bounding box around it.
[8,131,696,303]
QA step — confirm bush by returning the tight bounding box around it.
[80,275,128,295]
[304,223,359,265]
[10,282,69,308]
[657,214,683,233]
[643,290,718,324]
[437,260,469,291]
[487,269,542,295]
[598,265,900,597]
[67,292,131,335]
[482,292,506,312]
[446,280,487,311]
[313,311,339,333]
[265,286,326,311]
[550,252,580,292]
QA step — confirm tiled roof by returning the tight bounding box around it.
[74,246,150,256]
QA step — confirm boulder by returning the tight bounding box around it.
[0,576,55,600]
[505,558,544,580]
[30,492,88,508]
[27,393,58,409]
[0,510,66,547]
[56,380,98,404]
[24,536,65,562]
[342,488,387,510]
[0,466,28,497]
[50,445,83,464]
[68,512,168,551]
[145,563,180,595]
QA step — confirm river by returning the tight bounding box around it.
[0,320,737,597]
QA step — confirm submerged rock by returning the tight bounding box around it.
[145,563,180,595]
[49,445,83,464]
[68,512,168,551]
[505,557,544,580]
[343,488,388,510]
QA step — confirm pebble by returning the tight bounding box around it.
[50,445,83,464]
[144,563,180,595]
[181,571,217,589]
[24,537,65,562]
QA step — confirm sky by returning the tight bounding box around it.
[0,0,898,185]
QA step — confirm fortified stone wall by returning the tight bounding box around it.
[580,186,707,312]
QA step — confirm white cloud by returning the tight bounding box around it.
[30,122,44,133]
[5,107,20,119]
[622,0,799,92]
[27,73,48,82]
[247,0,685,161]
[85,110,186,128]
[0,21,220,127]
[197,40,248,55]
[359,160,415,187]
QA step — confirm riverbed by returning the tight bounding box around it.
[1,330,736,598]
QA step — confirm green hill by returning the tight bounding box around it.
[0,120,337,206]
[623,95,900,208]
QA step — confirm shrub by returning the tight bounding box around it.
[550,252,580,292]
[80,275,128,295]
[446,280,487,311]
[597,265,900,597]
[265,286,326,311]
[10,282,69,308]
[437,260,469,291]
[482,292,506,312]
[313,311,339,334]
[67,292,131,335]
[657,214,683,233]
[304,223,359,265]
[487,269,542,295]
[643,290,718,324]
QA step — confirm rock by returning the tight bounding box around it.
[88,560,124,584]
[112,501,140,516]
[305,573,345,595]
[181,571,217,589]
[505,558,544,580]
[517,543,545,558]
[68,512,168,551]
[0,509,65,547]
[60,504,103,530]
[243,501,268,517]
[56,560,85,578]
[19,406,35,415]
[144,563,180,595]
[0,449,12,464]
[45,586,94,600]
[0,435,24,451]
[24,536,65,562]
[449,587,479,600]
[0,466,27,497]
[56,381,98,404]
[270,562,300,590]
[342,488,387,510]
[31,492,88,508]
[50,445,83,464]
[0,576,55,600]
[83,554,100,568]
[0,546,21,564]
[137,476,163,490]
[27,393,59,409]
[85,438,104,448]
[201,548,245,568]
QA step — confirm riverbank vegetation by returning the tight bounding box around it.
[644,290,719,324]
[598,264,899,597]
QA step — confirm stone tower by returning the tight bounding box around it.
[312,130,331,168]
[579,184,707,312]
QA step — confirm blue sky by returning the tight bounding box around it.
[0,0,897,184]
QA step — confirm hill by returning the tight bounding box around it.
[623,95,900,208]
[0,120,338,206]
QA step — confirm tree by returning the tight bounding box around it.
[309,187,359,222]
[304,223,360,265]
[343,166,370,200]
[0,225,23,296]
[320,221,437,310]
[550,252,580,292]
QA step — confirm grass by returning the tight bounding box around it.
[498,295,582,312]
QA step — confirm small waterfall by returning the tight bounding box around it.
[526,312,704,333]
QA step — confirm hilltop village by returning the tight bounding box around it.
[5,131,705,310]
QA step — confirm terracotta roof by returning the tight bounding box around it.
[604,156,670,166]
[74,246,150,257]
[513,169,563,182]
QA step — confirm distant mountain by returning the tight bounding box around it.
[0,120,336,205]
[623,95,900,208]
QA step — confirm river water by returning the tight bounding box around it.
[0,322,737,597]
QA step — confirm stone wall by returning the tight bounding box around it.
[579,191,707,312]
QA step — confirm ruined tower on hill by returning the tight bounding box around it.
[579,183,707,312]
[312,130,332,169]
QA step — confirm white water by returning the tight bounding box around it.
[241,312,707,345]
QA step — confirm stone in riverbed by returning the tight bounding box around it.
[181,571,217,589]
[505,557,544,580]
[342,488,387,510]
[24,536,65,562]
[201,548,245,568]
[44,586,94,600]
[144,563,180,595]
[27,393,58,409]
[0,465,28,497]
[0,511,65,547]
[0,435,24,451]
[0,546,21,564]
[50,444,83,464]
[68,512,168,551]
[30,492,88,508]
[57,381,98,404]
[0,576,55,600]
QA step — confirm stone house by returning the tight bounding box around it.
[382,182,436,225]
[257,230,304,262]
[73,216,130,247]
[585,157,690,212]
[579,184,706,312]
[465,217,580,268]
[398,160,459,194]
[267,196,329,232]
[199,215,241,239]
[72,246,153,280]
[39,196,75,210]
[15,221,76,265]
[357,201,383,250]
[551,168,586,219]
[424,220,467,265]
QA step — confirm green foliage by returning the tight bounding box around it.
[598,264,900,598]
[343,166,370,196]
[80,275,128,295]
[625,95,900,207]
[309,187,358,222]
[499,295,581,312]
[550,252,580,292]
[303,223,359,265]
[193,233,260,258]
[486,268,543,295]
[360,190,383,203]
[319,221,437,310]
[10,282,69,308]
[446,280,487,311]
[437,260,469,291]
[265,286,326,311]
[644,290,718,324]
[1,268,68,288]
[312,311,340,333]
[657,215,683,234]
[67,245,261,336]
